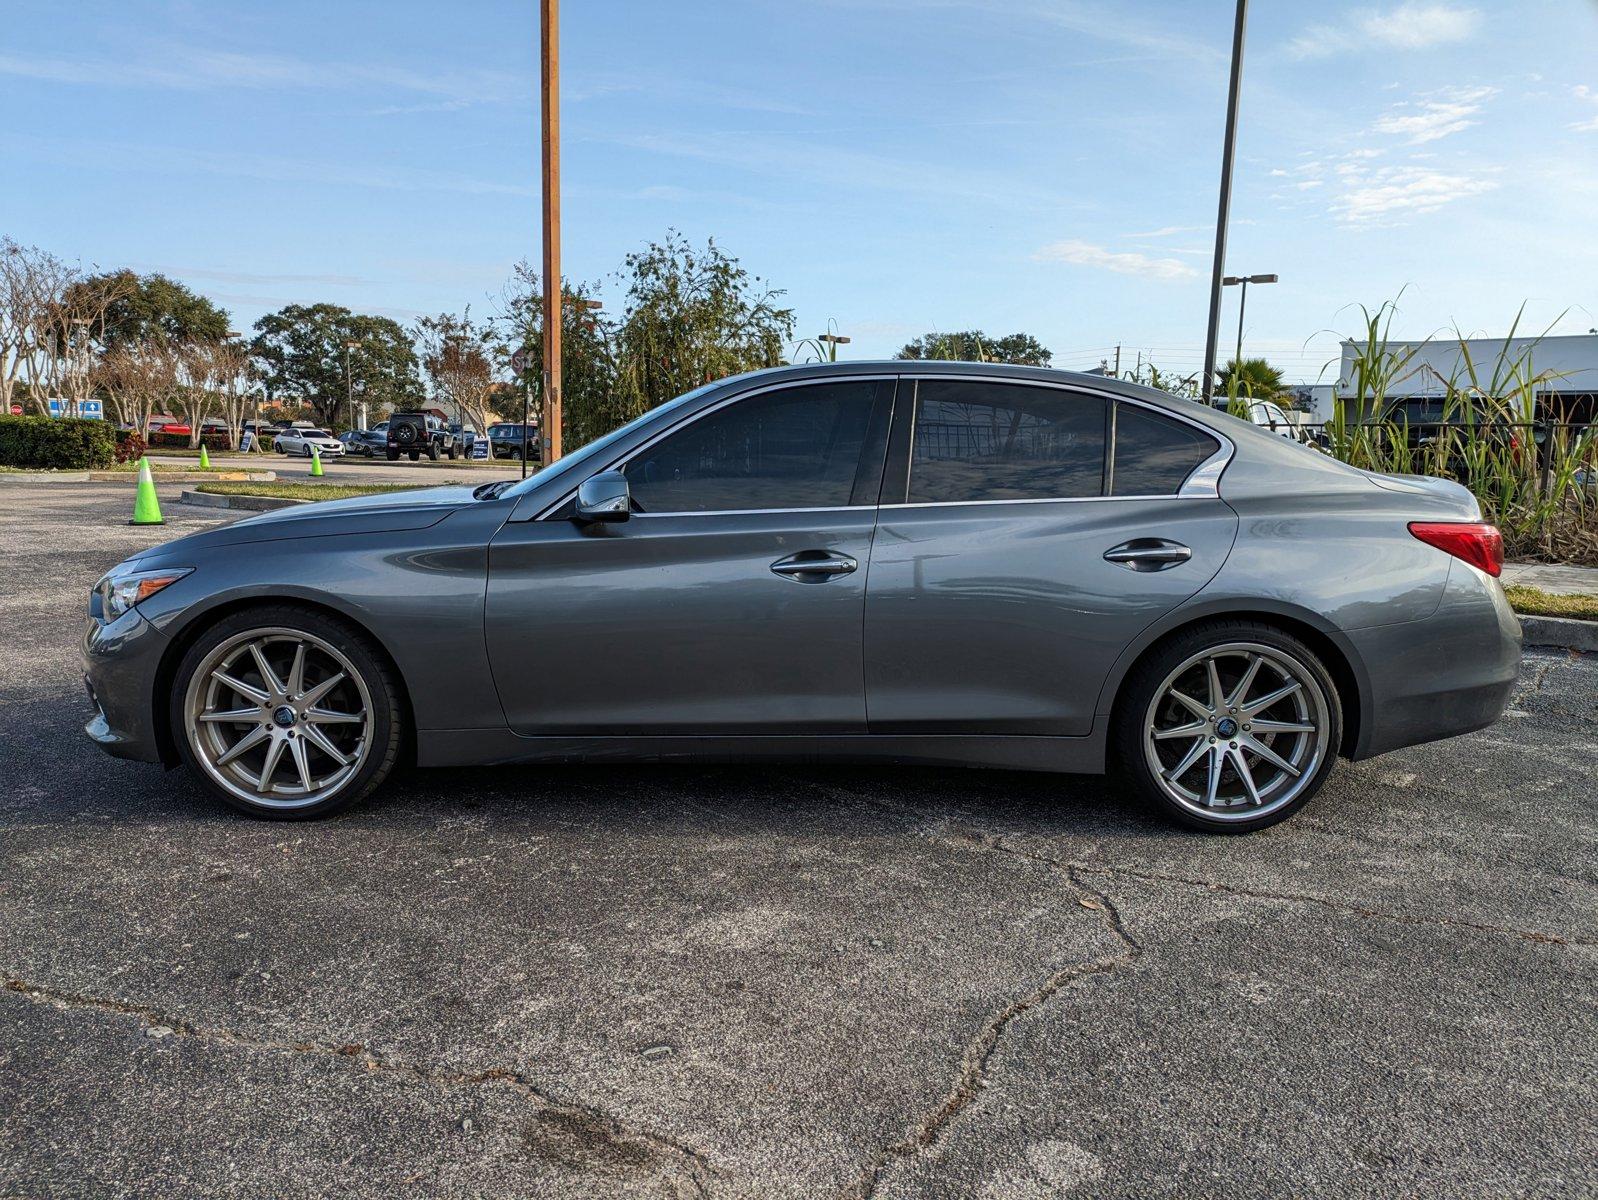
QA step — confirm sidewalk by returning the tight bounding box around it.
[1502,561,1598,595]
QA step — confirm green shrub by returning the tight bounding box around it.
[0,415,117,469]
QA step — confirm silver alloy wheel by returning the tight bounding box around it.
[183,627,374,810]
[1142,641,1330,823]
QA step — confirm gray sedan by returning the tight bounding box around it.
[83,362,1519,831]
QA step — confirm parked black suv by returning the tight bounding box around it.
[386,412,457,461]
[487,422,538,460]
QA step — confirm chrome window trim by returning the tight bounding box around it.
[532,370,1234,520]
[533,374,898,521]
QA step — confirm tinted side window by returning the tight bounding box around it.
[623,381,886,513]
[908,381,1106,503]
[1111,404,1218,496]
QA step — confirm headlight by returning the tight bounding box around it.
[96,565,193,620]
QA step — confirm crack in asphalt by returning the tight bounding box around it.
[818,796,1142,1200]
[2,977,717,1198]
[808,781,1583,1199]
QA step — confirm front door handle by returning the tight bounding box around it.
[770,552,858,582]
[1103,538,1192,572]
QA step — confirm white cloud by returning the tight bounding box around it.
[1331,165,1496,223]
[1034,240,1198,281]
[1372,85,1497,143]
[1571,85,1598,132]
[1122,223,1208,238]
[1288,3,1481,59]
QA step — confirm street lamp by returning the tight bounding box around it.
[1222,273,1278,374]
[817,332,851,362]
[1200,0,1251,405]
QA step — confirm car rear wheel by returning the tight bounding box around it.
[1115,621,1341,832]
[171,606,404,819]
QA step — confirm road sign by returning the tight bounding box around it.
[46,399,103,419]
[511,349,530,375]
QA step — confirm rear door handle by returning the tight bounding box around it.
[1103,539,1192,572]
[770,552,858,581]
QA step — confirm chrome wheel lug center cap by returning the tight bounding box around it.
[1215,716,1239,739]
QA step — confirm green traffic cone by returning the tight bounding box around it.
[198,443,211,470]
[310,444,324,477]
[129,457,164,526]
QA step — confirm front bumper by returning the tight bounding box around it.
[82,609,170,763]
[1346,561,1522,760]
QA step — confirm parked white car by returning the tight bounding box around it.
[273,427,346,458]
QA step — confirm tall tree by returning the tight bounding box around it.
[71,270,230,349]
[497,263,616,450]
[612,232,793,418]
[412,309,502,437]
[895,330,1052,366]
[250,303,420,428]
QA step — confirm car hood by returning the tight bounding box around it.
[137,485,482,559]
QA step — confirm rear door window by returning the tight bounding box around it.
[1110,404,1219,495]
[907,380,1106,503]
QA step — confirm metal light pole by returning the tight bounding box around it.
[540,0,563,466]
[1224,272,1277,372]
[1200,0,1249,406]
[818,332,850,362]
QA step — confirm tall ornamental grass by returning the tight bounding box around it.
[1322,301,1596,565]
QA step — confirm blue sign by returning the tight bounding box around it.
[47,399,104,419]
[470,436,488,460]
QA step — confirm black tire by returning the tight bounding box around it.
[408,450,419,462]
[169,604,405,820]
[386,448,399,461]
[428,442,440,461]
[447,445,458,460]
[1113,620,1343,833]
[276,442,286,454]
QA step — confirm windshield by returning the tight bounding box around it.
[304,430,330,438]
[502,382,721,499]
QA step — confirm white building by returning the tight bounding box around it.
[1334,333,1598,424]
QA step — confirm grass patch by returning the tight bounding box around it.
[194,481,452,502]
[1504,585,1598,621]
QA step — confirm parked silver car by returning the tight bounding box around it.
[83,362,1519,830]
[272,427,345,458]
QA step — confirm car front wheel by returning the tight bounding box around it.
[171,606,404,819]
[1115,621,1341,832]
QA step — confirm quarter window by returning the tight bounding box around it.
[907,381,1106,503]
[1111,404,1218,495]
[623,381,888,513]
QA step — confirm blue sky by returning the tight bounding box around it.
[3,0,1595,383]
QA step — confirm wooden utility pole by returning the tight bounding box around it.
[539,0,563,464]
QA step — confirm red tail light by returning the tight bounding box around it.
[1408,521,1503,577]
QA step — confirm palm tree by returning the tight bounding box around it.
[1215,357,1287,403]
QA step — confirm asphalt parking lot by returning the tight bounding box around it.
[2,480,1595,1200]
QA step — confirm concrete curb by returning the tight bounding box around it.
[179,490,307,512]
[1518,615,1598,653]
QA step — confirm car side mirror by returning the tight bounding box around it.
[575,471,631,522]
